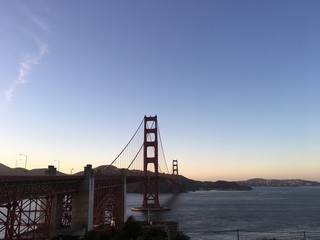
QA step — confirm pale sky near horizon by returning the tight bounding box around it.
[1,0,319,181]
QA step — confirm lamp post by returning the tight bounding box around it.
[54,160,60,171]
[19,154,27,170]
[15,159,22,168]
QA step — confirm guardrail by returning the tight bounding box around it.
[203,229,320,240]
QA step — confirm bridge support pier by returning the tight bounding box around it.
[50,194,64,235]
[71,164,94,233]
[122,169,127,223]
[47,165,65,237]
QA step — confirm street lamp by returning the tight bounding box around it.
[19,154,27,170]
[54,160,60,171]
[15,159,22,168]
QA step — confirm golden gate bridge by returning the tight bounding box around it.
[0,115,179,239]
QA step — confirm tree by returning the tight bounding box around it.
[142,228,167,240]
[121,216,143,239]
[175,231,190,240]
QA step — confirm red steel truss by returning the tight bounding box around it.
[0,176,83,239]
[0,149,179,239]
[0,176,83,204]
[93,175,125,227]
[61,195,73,227]
[0,197,52,239]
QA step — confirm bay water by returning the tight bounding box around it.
[126,187,320,239]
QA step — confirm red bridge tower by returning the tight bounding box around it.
[172,159,179,193]
[131,115,170,211]
[143,115,160,208]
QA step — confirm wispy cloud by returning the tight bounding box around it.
[4,87,15,102]
[28,12,51,34]
[4,2,51,103]
[3,3,50,104]
[4,41,49,102]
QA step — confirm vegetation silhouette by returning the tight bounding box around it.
[51,216,190,240]
[86,216,189,240]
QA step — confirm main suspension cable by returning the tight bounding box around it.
[107,117,144,168]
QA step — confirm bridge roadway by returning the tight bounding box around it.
[0,166,177,239]
[0,175,83,205]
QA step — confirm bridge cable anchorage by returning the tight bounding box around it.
[107,117,144,170]
[158,124,170,174]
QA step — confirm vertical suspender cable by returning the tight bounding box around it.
[158,124,170,174]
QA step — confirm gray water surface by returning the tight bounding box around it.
[126,187,320,239]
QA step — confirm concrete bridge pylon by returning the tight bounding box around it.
[70,164,94,232]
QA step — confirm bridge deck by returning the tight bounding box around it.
[0,176,84,204]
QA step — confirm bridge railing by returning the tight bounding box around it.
[202,229,319,240]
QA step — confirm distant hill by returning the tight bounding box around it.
[91,165,252,192]
[125,175,252,193]
[238,178,320,187]
[177,175,252,192]
[0,163,13,175]
[0,163,251,192]
[0,163,67,176]
[3,164,318,189]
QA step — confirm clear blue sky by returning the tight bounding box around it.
[1,0,319,181]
